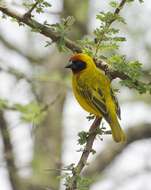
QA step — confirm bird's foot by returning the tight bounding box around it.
[86,114,95,121]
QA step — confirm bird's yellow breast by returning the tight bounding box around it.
[72,69,102,116]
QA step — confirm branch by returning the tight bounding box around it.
[0,32,47,64]
[115,0,127,15]
[0,6,81,52]
[96,59,150,91]
[94,0,127,56]
[66,117,102,190]
[0,63,32,82]
[0,111,20,190]
[0,61,42,100]
[0,5,148,90]
[23,0,39,19]
[83,123,151,179]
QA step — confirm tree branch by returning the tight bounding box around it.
[0,32,48,64]
[115,0,127,15]
[0,5,148,90]
[83,123,151,179]
[0,6,81,52]
[66,117,102,190]
[0,111,21,190]
[23,0,39,19]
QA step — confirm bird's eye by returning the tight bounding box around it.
[73,60,86,70]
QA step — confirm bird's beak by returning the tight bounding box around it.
[65,61,73,69]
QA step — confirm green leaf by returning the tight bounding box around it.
[78,131,89,145]
[109,1,118,8]
[15,101,47,125]
[96,11,116,24]
[108,54,150,93]
[112,36,126,42]
[120,80,148,94]
[77,176,94,190]
[51,16,75,52]
[108,55,142,80]
[98,43,119,51]
[43,1,52,8]
[23,0,52,14]
[64,16,75,27]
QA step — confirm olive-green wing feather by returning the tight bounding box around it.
[76,84,110,121]
[110,89,121,119]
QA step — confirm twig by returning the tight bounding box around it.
[0,91,61,115]
[0,33,47,63]
[0,61,42,100]
[0,6,81,52]
[23,0,39,19]
[95,0,127,57]
[66,117,102,190]
[115,0,127,15]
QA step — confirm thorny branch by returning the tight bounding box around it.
[0,6,81,52]
[23,0,39,19]
[66,117,102,190]
[115,0,127,14]
[0,3,147,87]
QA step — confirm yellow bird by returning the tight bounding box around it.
[65,53,126,143]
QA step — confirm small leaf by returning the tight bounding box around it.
[109,1,118,8]
[78,131,89,145]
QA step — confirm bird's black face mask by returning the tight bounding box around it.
[65,60,86,73]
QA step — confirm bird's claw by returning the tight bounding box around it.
[86,114,95,121]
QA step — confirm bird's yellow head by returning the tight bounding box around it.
[65,53,96,74]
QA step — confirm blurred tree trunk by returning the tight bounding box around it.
[31,52,66,190]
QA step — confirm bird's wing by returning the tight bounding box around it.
[110,89,121,119]
[77,84,110,121]
[77,80,121,121]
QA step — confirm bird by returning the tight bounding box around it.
[65,53,126,143]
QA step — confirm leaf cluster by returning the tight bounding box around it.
[78,0,149,94]
[0,99,47,125]
[63,171,93,190]
[78,131,89,145]
[79,1,127,58]
[108,54,151,93]
[77,176,94,190]
[44,16,75,51]
[15,101,47,125]
[108,55,142,79]
[23,0,51,14]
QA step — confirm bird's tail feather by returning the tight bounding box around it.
[110,120,126,143]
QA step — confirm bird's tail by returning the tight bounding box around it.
[110,119,126,143]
